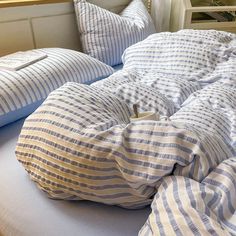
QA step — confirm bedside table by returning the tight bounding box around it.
[170,0,236,33]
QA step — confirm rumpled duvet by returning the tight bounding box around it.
[15,30,236,235]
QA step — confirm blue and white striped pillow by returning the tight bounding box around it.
[0,48,114,127]
[74,0,156,66]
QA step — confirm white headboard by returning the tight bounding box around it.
[0,0,171,56]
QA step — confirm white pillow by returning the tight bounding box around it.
[0,48,114,127]
[74,0,156,66]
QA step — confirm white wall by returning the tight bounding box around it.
[0,0,171,56]
[0,2,81,56]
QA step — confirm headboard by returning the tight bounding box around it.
[0,0,171,56]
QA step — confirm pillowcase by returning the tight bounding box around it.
[74,0,156,66]
[0,48,114,127]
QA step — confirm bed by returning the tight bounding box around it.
[1,1,236,236]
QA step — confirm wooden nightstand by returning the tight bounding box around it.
[170,0,236,33]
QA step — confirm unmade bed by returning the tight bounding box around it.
[13,29,236,235]
[1,0,236,236]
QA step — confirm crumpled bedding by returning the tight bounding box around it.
[139,158,236,236]
[15,30,236,235]
[16,82,234,208]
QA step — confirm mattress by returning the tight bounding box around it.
[0,119,150,236]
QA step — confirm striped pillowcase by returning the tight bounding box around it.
[74,0,156,66]
[0,48,114,127]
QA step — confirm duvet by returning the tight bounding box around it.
[16,30,236,235]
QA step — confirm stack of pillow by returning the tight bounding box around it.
[0,0,156,127]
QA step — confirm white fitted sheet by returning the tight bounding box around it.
[0,119,150,236]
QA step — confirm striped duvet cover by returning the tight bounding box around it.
[16,30,236,235]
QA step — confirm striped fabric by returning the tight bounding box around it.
[74,0,156,66]
[0,48,114,127]
[140,75,201,109]
[171,102,234,148]
[15,30,236,235]
[172,82,236,150]
[122,30,236,81]
[92,70,177,115]
[113,82,176,116]
[199,56,236,85]
[139,158,236,236]
[16,82,234,209]
[92,69,201,109]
